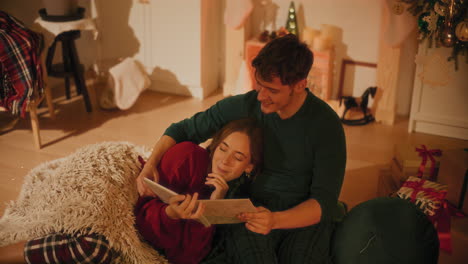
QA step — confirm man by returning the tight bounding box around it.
[137,34,346,263]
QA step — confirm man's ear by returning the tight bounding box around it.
[294,79,307,92]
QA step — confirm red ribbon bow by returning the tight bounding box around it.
[402,179,447,202]
[415,145,442,180]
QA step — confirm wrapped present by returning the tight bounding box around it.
[397,175,466,254]
[392,144,442,184]
[397,176,447,216]
[437,149,468,214]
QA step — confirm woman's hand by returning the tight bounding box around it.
[136,162,159,197]
[206,173,229,200]
[165,193,205,220]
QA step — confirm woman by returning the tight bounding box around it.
[134,118,263,264]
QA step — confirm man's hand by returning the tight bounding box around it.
[165,193,205,220]
[136,163,159,197]
[205,173,229,200]
[238,206,276,235]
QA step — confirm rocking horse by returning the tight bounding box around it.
[339,86,377,126]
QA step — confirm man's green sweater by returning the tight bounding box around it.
[165,89,346,222]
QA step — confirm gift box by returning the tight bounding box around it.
[392,144,442,185]
[437,149,468,214]
[396,176,448,216]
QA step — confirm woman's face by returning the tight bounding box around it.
[211,132,254,182]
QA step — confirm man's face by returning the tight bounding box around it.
[255,75,295,115]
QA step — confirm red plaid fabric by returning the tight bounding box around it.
[0,11,44,118]
[24,233,114,264]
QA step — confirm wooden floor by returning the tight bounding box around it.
[1,87,467,263]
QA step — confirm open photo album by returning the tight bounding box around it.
[143,178,256,227]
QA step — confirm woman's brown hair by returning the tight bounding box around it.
[207,118,263,178]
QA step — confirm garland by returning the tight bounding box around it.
[402,0,468,70]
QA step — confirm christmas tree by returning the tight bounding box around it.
[405,0,468,70]
[285,2,298,35]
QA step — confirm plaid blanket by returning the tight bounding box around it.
[0,11,44,117]
[24,233,115,264]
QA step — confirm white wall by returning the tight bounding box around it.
[93,0,204,97]
[145,1,202,90]
[247,0,382,99]
[2,0,223,99]
[3,0,404,108]
[117,0,223,98]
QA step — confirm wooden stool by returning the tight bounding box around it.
[45,30,92,112]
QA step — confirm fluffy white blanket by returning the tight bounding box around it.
[0,142,168,264]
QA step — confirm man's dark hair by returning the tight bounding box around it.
[252,34,313,86]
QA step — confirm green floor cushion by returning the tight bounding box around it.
[332,197,439,264]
